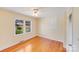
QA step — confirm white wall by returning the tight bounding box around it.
[73,8,79,52]
[38,8,67,47]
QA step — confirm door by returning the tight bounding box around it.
[66,13,73,52]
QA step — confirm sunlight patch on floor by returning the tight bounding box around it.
[17,44,32,52]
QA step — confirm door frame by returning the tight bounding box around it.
[66,8,73,52]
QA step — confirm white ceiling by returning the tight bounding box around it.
[2,7,67,18]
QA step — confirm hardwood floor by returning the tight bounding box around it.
[0,36,66,52]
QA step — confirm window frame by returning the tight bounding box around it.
[24,20,32,33]
[14,19,32,36]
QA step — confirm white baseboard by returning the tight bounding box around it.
[20,34,37,42]
[38,34,63,42]
[0,34,37,51]
[38,34,66,48]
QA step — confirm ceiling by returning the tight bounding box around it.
[2,7,67,18]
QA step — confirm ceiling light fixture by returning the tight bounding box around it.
[33,8,39,17]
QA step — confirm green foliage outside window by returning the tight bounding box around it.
[16,26,23,34]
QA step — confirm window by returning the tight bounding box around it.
[15,19,32,35]
[15,19,24,34]
[25,21,31,32]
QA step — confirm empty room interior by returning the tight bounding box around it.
[0,7,79,52]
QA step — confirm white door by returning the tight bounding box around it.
[66,13,73,52]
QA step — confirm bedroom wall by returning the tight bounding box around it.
[38,8,67,47]
[0,9,37,50]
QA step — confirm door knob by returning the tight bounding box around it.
[68,44,72,46]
